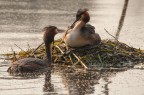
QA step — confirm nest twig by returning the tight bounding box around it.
[2,39,144,69]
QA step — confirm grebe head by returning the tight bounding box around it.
[43,26,58,44]
[76,8,90,23]
[76,8,88,20]
[71,8,90,27]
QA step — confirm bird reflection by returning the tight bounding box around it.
[62,67,100,95]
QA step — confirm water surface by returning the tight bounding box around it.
[0,0,144,95]
[0,0,144,53]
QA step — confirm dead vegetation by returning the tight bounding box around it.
[2,39,144,94]
[2,39,144,69]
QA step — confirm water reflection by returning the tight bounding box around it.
[0,0,144,94]
[1,59,144,95]
[61,67,100,95]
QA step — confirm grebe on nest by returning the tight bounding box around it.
[7,26,58,76]
[63,9,101,47]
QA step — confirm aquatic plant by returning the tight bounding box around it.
[2,39,144,69]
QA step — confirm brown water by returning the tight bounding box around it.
[0,0,144,95]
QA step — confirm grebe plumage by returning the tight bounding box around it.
[7,26,58,76]
[63,9,101,47]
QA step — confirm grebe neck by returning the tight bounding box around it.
[73,21,85,31]
[45,43,52,67]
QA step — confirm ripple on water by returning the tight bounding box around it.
[0,60,68,95]
[92,69,144,95]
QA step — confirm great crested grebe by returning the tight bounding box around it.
[63,9,101,47]
[7,26,58,76]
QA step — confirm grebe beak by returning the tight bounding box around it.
[57,28,65,33]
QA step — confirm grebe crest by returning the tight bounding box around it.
[76,8,89,22]
[63,8,101,47]
[43,26,58,44]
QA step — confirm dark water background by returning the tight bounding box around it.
[0,0,144,95]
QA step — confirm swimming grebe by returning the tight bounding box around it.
[7,26,58,76]
[63,9,101,47]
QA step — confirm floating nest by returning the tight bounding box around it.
[3,39,144,69]
[2,39,144,94]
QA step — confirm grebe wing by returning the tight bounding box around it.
[7,58,46,73]
[14,58,46,66]
[81,24,95,34]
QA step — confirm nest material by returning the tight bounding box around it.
[3,39,144,94]
[53,39,144,68]
[3,39,144,69]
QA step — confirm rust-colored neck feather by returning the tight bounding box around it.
[80,11,90,23]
